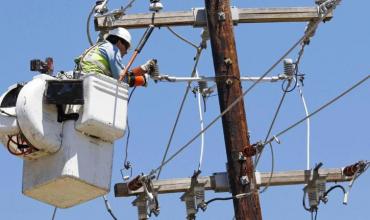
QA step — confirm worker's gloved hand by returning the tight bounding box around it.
[128,74,149,87]
[140,59,156,73]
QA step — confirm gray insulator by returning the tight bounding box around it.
[195,187,206,211]
[198,81,208,95]
[151,62,160,78]
[283,59,295,77]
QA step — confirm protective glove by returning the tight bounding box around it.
[140,59,156,73]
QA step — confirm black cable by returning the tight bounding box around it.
[0,109,16,117]
[123,87,136,175]
[205,196,234,205]
[205,191,256,207]
[202,95,207,113]
[323,185,346,198]
[51,207,57,220]
[281,78,297,92]
[302,190,312,212]
[103,196,118,220]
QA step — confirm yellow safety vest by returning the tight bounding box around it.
[75,42,112,77]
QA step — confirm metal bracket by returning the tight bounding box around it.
[218,11,226,21]
[130,174,160,218]
[303,163,328,210]
[193,8,207,27]
[240,176,250,186]
[193,7,240,27]
[132,194,149,220]
[231,6,239,25]
[180,171,207,219]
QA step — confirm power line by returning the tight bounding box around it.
[150,9,335,175]
[103,195,118,220]
[166,26,198,49]
[51,207,57,220]
[297,80,311,170]
[255,81,291,167]
[264,74,370,147]
[122,87,136,177]
[195,69,206,172]
[156,45,204,179]
[259,143,276,194]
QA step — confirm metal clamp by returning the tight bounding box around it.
[303,163,328,211]
[180,171,207,219]
[130,174,160,219]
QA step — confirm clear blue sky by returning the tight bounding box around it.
[0,1,369,220]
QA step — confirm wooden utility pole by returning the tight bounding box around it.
[204,1,262,219]
[106,3,345,220]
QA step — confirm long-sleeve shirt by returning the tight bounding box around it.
[97,41,125,79]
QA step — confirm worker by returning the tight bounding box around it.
[75,27,155,87]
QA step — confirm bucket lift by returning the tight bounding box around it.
[0,72,129,208]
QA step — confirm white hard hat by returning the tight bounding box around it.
[107,27,132,48]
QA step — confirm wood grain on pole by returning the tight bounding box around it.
[204,1,262,219]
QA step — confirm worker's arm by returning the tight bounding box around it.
[99,43,124,79]
[130,59,156,76]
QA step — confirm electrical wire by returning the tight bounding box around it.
[204,191,256,206]
[302,188,313,212]
[166,27,198,49]
[205,196,234,204]
[195,69,206,172]
[51,207,57,220]
[150,2,340,176]
[264,74,370,147]
[324,185,346,198]
[312,210,318,220]
[259,143,275,194]
[103,195,118,220]
[122,87,136,179]
[87,5,95,46]
[7,134,35,156]
[255,80,291,167]
[297,80,311,169]
[0,109,16,117]
[156,46,204,180]
[122,0,137,13]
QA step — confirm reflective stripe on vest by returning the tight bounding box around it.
[79,43,112,76]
